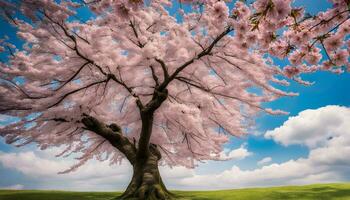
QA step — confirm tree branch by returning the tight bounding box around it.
[54,62,90,91]
[149,65,160,87]
[81,114,137,164]
[48,78,109,108]
[158,27,232,91]
[155,58,169,81]
[42,12,143,108]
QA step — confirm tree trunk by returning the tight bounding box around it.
[82,90,170,199]
[82,115,171,199]
[119,91,171,200]
[118,146,172,200]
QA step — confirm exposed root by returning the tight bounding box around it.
[118,182,172,200]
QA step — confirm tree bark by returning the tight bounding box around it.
[119,144,172,200]
[82,89,170,200]
[117,89,171,199]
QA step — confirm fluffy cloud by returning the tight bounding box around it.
[257,157,272,166]
[265,105,350,148]
[219,144,252,160]
[179,106,350,189]
[179,158,348,189]
[0,150,132,191]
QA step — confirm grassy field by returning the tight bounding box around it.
[0,183,350,200]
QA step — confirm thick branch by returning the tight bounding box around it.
[81,114,137,164]
[137,89,168,159]
[149,65,160,87]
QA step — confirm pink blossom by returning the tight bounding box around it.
[253,0,270,12]
[288,50,304,65]
[299,30,312,43]
[338,20,350,36]
[234,21,250,35]
[211,1,229,21]
[269,40,289,59]
[324,34,343,51]
[283,66,300,78]
[115,3,131,18]
[270,0,292,21]
[246,33,258,46]
[332,50,349,66]
[304,48,322,65]
[233,1,250,18]
[321,60,333,70]
[289,33,303,46]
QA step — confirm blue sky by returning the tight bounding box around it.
[0,0,350,191]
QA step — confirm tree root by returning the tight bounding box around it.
[118,182,173,200]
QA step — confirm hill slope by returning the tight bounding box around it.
[0,183,350,200]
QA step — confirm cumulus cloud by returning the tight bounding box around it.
[219,144,252,161]
[0,149,132,191]
[178,106,350,189]
[257,157,272,166]
[265,105,350,148]
[179,157,348,190]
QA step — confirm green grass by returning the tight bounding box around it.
[175,183,350,200]
[0,183,350,200]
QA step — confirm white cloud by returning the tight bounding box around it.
[179,155,349,190]
[0,184,24,190]
[179,143,350,189]
[178,106,350,189]
[257,157,272,166]
[0,151,131,180]
[160,166,194,179]
[219,144,252,161]
[265,105,350,148]
[0,150,132,191]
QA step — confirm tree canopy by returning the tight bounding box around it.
[0,0,349,173]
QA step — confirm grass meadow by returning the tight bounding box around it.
[0,183,349,200]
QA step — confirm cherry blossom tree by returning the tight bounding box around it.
[0,0,349,199]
